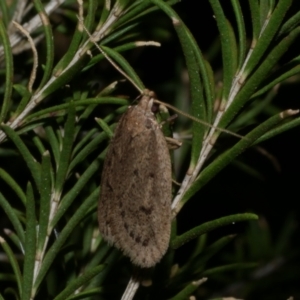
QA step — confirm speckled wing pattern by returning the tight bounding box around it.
[98,91,172,268]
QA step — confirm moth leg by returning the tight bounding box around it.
[172,178,181,186]
[165,136,182,149]
[159,114,178,126]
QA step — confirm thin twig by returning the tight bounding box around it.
[13,21,38,92]
[0,0,66,59]
[121,269,141,300]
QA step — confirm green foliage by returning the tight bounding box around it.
[0,0,299,299]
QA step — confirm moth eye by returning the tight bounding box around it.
[151,102,159,113]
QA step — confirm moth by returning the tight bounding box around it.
[98,89,172,268]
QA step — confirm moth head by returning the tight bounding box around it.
[137,89,158,115]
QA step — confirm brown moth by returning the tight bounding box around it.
[98,89,172,268]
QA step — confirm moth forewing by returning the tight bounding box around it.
[98,90,172,268]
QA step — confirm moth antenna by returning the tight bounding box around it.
[76,14,144,93]
[77,9,243,140]
[155,99,245,140]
